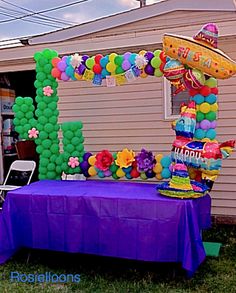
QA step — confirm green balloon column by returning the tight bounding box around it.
[13,49,85,180]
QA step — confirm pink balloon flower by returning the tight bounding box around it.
[68,157,79,168]
[28,127,39,139]
[43,86,54,96]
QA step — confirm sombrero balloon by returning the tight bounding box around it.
[163,23,236,79]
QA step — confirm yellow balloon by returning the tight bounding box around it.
[106,62,116,73]
[199,102,211,114]
[88,155,96,166]
[74,72,82,80]
[139,50,147,56]
[140,72,148,78]
[88,166,97,176]
[196,105,200,112]
[153,163,162,173]
[155,154,163,163]
[109,53,118,62]
[201,138,211,142]
[156,173,162,180]
[210,103,218,112]
[116,168,125,178]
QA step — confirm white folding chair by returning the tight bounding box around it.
[0,160,36,202]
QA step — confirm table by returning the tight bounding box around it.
[0,180,211,275]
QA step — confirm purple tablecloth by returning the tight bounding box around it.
[0,180,211,275]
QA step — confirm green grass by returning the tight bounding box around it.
[0,224,236,293]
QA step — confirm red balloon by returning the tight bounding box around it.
[130,168,140,178]
[189,89,199,96]
[211,87,218,95]
[200,85,211,97]
[95,54,103,64]
[51,68,61,78]
[93,64,102,74]
[159,62,165,73]
[51,57,61,67]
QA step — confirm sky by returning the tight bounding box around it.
[0,0,159,41]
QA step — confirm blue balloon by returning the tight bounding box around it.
[125,173,132,179]
[98,171,105,178]
[205,94,217,104]
[206,128,216,140]
[123,166,132,173]
[66,56,72,65]
[101,68,110,78]
[100,56,109,68]
[193,94,204,105]
[128,53,137,65]
[160,156,171,168]
[194,129,205,140]
[161,168,171,179]
[65,65,75,77]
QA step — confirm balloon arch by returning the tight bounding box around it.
[12,23,236,198]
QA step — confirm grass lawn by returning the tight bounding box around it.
[0,224,235,293]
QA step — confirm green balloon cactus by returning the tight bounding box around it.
[13,49,85,180]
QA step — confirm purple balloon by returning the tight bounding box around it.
[123,52,131,59]
[62,56,68,62]
[196,122,200,129]
[144,64,155,76]
[80,160,89,172]
[76,64,86,75]
[104,170,112,177]
[210,121,217,129]
[82,55,89,63]
[200,119,211,130]
[57,61,67,72]
[122,60,131,71]
[61,72,70,81]
[83,152,92,161]
[144,51,154,61]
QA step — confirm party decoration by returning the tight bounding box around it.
[43,86,54,97]
[115,148,135,168]
[135,148,156,173]
[68,157,80,168]
[157,163,208,198]
[28,127,39,139]
[163,23,236,79]
[171,100,235,190]
[95,150,114,171]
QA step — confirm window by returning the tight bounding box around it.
[164,79,190,119]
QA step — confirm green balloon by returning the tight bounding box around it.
[15,112,24,119]
[38,116,48,125]
[36,145,43,154]
[35,109,43,117]
[41,157,49,167]
[12,104,20,113]
[44,64,52,74]
[50,144,59,154]
[115,67,124,74]
[13,118,20,126]
[49,132,58,140]
[36,65,44,73]
[205,77,217,88]
[38,57,48,67]
[48,116,57,124]
[15,126,23,134]
[48,102,57,110]
[48,163,56,171]
[65,130,74,140]
[65,144,75,153]
[71,137,80,146]
[79,136,84,144]
[56,166,62,174]
[15,97,24,105]
[36,72,46,82]
[196,112,205,122]
[113,153,117,159]
[23,124,31,132]
[42,150,51,158]
[75,129,82,137]
[25,112,34,119]
[42,48,52,59]
[61,162,68,172]
[39,166,47,174]
[54,125,60,131]
[71,151,79,157]
[20,118,27,125]
[85,57,95,69]
[38,174,47,180]
[110,164,118,172]
[42,139,51,149]
[112,173,119,179]
[36,88,44,96]
[56,156,63,166]
[154,68,163,77]
[50,154,58,163]
[151,57,161,68]
[36,123,44,131]
[43,108,53,118]
[62,138,70,145]
[42,79,52,87]
[205,111,216,121]
[38,102,47,110]
[44,123,54,133]
[39,131,48,140]
[114,55,123,66]
[34,52,42,61]
[47,171,56,179]
[34,80,42,89]
[78,144,84,152]
[35,95,43,103]
[21,104,28,113]
[153,49,162,57]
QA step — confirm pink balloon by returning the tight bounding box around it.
[210,121,217,129]
[200,119,211,130]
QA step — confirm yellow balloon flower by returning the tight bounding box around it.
[88,155,96,166]
[88,166,97,176]
[115,148,135,168]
